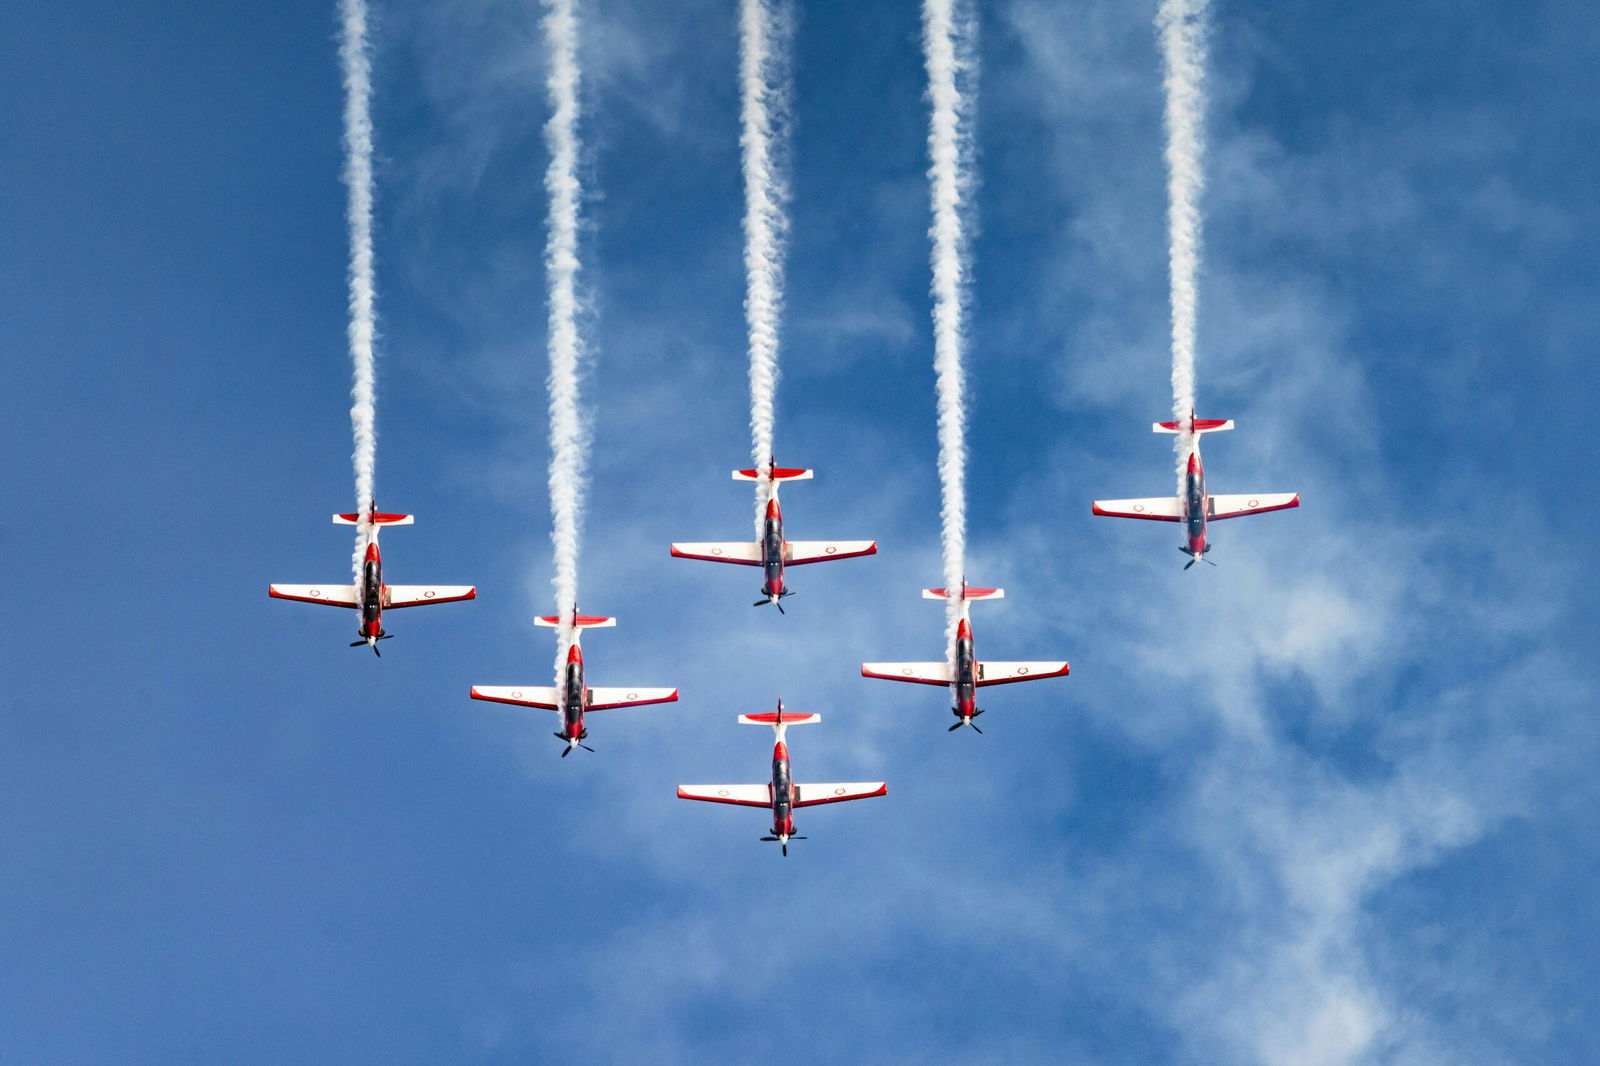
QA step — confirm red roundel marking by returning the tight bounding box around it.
[717,789,731,797]
[309,589,322,597]
[711,547,724,556]
[901,667,915,676]
[1016,666,1030,675]
[423,590,436,598]
[1247,498,1259,507]
[626,692,638,700]
[1132,504,1145,513]
[833,787,846,796]
[511,690,523,699]
[824,546,837,554]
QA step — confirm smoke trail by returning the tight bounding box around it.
[1156,0,1210,495]
[738,0,793,536]
[338,0,378,579]
[542,0,588,669]
[922,0,977,660]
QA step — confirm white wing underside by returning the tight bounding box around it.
[677,784,772,808]
[860,662,951,686]
[1208,493,1300,520]
[469,686,560,709]
[385,585,476,608]
[268,584,360,608]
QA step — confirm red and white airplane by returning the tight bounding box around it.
[670,461,876,612]
[1092,413,1299,568]
[470,612,678,757]
[269,507,476,655]
[677,703,886,855]
[861,585,1070,733]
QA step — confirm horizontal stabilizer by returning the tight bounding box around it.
[1092,497,1185,522]
[923,586,1004,601]
[677,784,773,808]
[585,686,679,711]
[670,542,764,566]
[975,660,1071,687]
[268,584,360,608]
[470,685,560,709]
[793,782,887,808]
[1208,492,1300,521]
[860,662,951,686]
[732,466,813,482]
[333,512,414,525]
[785,540,877,566]
[1153,418,1233,434]
[534,614,616,629]
[739,712,820,726]
[385,585,476,609]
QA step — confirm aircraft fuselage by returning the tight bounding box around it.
[760,496,787,601]
[769,737,795,838]
[559,642,589,743]
[1183,450,1209,559]
[359,541,384,639]
[953,617,978,721]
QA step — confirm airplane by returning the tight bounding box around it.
[677,703,886,855]
[860,585,1070,733]
[269,506,475,655]
[1092,412,1299,568]
[469,612,678,757]
[669,460,876,612]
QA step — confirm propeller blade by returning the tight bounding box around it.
[349,640,366,647]
[560,746,571,758]
[775,601,785,615]
[1183,558,1197,570]
[781,843,787,856]
[970,721,982,734]
[580,743,595,753]
[753,599,770,607]
[948,721,964,732]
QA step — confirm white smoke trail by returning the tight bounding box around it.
[542,0,588,669]
[922,0,977,661]
[738,0,793,536]
[1156,0,1210,495]
[339,0,378,579]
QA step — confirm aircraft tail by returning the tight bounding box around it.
[732,463,813,483]
[333,511,414,526]
[740,701,820,729]
[535,613,616,629]
[1153,416,1234,435]
[922,586,1005,602]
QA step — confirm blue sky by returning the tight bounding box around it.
[2,0,1596,1062]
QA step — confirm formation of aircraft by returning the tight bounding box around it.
[1092,413,1299,568]
[270,416,1296,853]
[470,612,678,756]
[861,585,1070,732]
[677,704,886,855]
[670,461,876,612]
[268,506,476,655]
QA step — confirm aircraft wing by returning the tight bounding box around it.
[860,662,952,686]
[385,585,477,609]
[677,784,772,808]
[670,542,764,565]
[585,687,680,711]
[268,584,360,608]
[1208,493,1300,521]
[784,540,877,566]
[469,686,560,709]
[1091,497,1184,521]
[974,661,1071,687]
[793,782,888,808]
